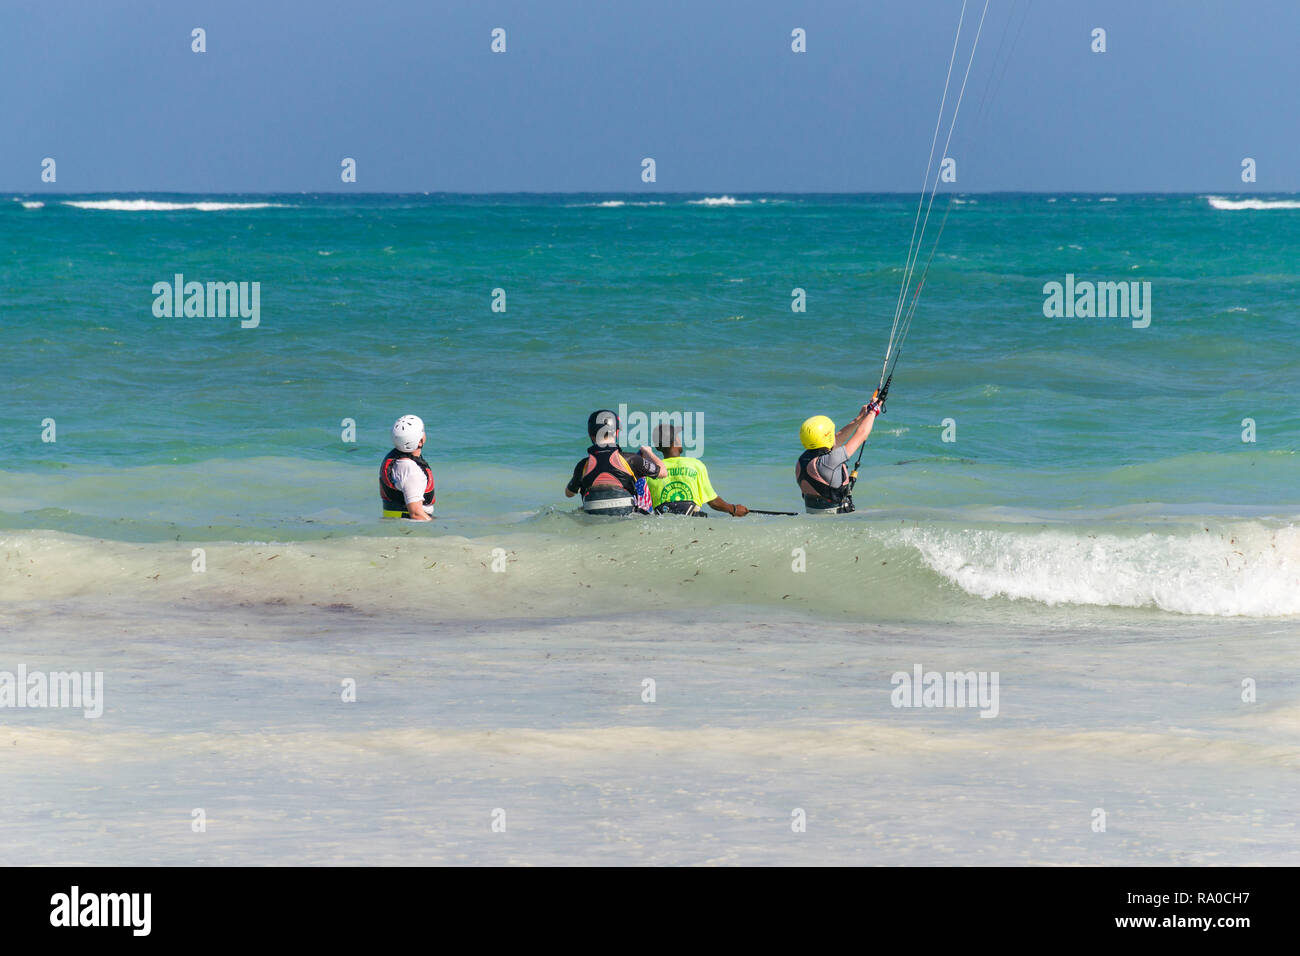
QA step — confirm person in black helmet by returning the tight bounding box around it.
[564,409,666,516]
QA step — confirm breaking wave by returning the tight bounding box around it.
[1206,196,1300,211]
[904,522,1300,617]
[688,196,752,206]
[5,517,1298,622]
[62,199,290,212]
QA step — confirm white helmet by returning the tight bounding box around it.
[391,414,425,453]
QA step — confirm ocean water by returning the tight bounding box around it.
[1,193,1297,864]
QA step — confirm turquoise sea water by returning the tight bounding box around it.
[1,192,1298,619]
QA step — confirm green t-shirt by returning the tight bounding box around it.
[646,456,716,507]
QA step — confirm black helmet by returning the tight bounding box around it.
[587,409,619,446]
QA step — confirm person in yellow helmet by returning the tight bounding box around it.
[795,398,883,514]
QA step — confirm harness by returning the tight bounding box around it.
[795,448,855,515]
[656,500,702,516]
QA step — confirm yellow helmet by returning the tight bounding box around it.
[799,415,836,450]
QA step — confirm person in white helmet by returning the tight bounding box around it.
[379,415,435,520]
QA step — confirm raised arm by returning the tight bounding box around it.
[839,404,879,457]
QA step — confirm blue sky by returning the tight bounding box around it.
[4,0,1297,192]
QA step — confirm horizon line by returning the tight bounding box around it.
[5,189,1279,197]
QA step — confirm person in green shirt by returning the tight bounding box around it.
[645,423,748,517]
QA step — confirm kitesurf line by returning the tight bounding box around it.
[851,0,990,492]
[884,0,968,372]
[881,0,990,391]
[889,0,1023,379]
[892,191,956,375]
[890,1,1025,373]
[972,0,1031,133]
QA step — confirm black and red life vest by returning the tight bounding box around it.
[578,445,639,514]
[795,448,854,514]
[379,448,435,517]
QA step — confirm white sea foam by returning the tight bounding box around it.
[20,201,44,209]
[570,200,666,208]
[1206,196,1300,211]
[904,523,1300,617]
[62,199,289,212]
[689,196,752,206]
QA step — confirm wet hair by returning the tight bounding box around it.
[652,422,682,454]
